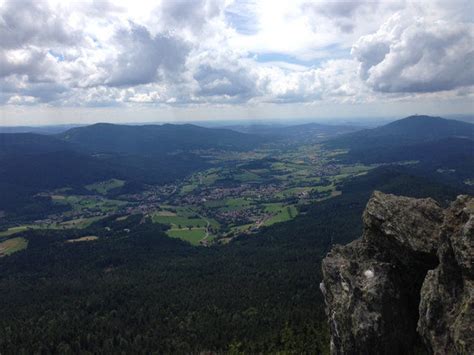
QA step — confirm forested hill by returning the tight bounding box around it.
[368,115,473,139]
[327,115,474,150]
[326,116,474,184]
[0,131,208,219]
[60,123,267,154]
[0,133,73,154]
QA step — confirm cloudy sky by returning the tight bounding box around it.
[0,0,473,125]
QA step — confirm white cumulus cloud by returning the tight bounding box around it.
[0,0,472,123]
[352,9,474,93]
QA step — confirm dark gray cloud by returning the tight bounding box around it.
[304,0,379,33]
[0,48,56,81]
[159,0,221,32]
[0,76,68,104]
[315,1,367,18]
[353,17,474,93]
[82,0,125,17]
[20,82,69,103]
[0,0,79,49]
[106,23,190,87]
[193,65,258,101]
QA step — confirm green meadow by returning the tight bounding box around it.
[166,228,208,245]
[85,179,125,194]
[0,237,28,256]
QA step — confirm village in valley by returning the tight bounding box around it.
[0,143,376,246]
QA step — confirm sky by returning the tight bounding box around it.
[0,0,473,125]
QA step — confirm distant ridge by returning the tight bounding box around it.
[0,124,82,135]
[328,115,474,149]
[374,115,474,138]
[0,133,72,154]
[223,122,360,137]
[326,115,474,186]
[60,123,266,154]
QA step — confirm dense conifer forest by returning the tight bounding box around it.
[0,167,464,353]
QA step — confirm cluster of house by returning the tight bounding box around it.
[214,206,262,225]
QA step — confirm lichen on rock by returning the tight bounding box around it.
[418,195,474,354]
[321,191,473,355]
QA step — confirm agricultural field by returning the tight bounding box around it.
[166,228,210,246]
[85,179,125,194]
[151,206,217,245]
[262,203,298,226]
[0,141,377,247]
[52,195,128,214]
[180,169,222,194]
[59,216,105,229]
[152,207,217,229]
[0,237,28,257]
[205,198,253,211]
[275,187,314,198]
[153,214,208,228]
[150,144,377,243]
[66,236,99,243]
[230,223,255,234]
[0,226,32,237]
[0,216,104,239]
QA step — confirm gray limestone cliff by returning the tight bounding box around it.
[321,191,473,355]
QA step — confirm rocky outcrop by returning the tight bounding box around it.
[321,191,473,355]
[418,195,474,354]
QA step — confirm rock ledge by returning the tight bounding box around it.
[321,191,473,355]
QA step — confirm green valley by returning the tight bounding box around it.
[0,116,472,353]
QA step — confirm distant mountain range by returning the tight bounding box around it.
[0,115,472,219]
[0,125,83,135]
[0,133,72,155]
[223,122,360,141]
[328,115,474,149]
[59,123,266,154]
[327,115,474,187]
